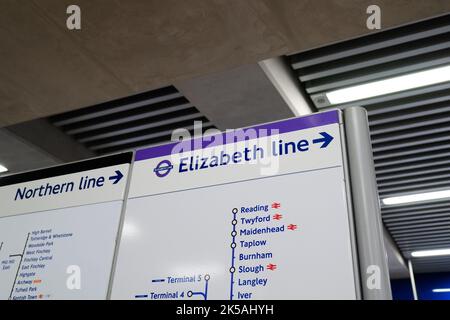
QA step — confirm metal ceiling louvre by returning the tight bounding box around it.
[287,13,450,273]
[49,86,215,155]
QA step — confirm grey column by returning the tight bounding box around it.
[408,260,419,300]
[344,106,392,300]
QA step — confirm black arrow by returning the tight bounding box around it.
[109,170,123,184]
[312,132,334,148]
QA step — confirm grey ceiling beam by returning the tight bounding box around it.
[175,63,296,130]
[383,227,409,279]
[259,57,314,116]
[6,118,94,163]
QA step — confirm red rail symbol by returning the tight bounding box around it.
[273,213,283,220]
[267,263,277,271]
[287,224,298,231]
[271,202,281,209]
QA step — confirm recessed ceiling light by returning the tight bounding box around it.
[411,248,450,258]
[382,190,450,206]
[326,65,450,104]
[433,288,450,293]
[0,164,8,173]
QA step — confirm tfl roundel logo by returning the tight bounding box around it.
[153,159,173,178]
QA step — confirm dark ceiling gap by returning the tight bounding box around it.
[48,86,216,156]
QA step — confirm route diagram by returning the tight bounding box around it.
[0,233,30,300]
[187,274,210,300]
[229,208,238,300]
[135,274,211,300]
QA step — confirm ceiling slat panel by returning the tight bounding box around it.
[288,13,450,273]
[48,86,216,156]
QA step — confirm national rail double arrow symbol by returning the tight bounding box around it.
[312,132,334,148]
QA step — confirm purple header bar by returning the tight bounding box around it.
[135,110,339,161]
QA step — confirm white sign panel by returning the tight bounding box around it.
[0,164,129,217]
[111,111,358,300]
[0,202,122,300]
[0,154,131,300]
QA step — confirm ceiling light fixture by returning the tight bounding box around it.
[411,248,450,258]
[326,65,450,104]
[433,288,450,293]
[0,164,8,173]
[382,190,450,206]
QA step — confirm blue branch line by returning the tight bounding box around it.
[189,275,210,300]
[230,210,237,300]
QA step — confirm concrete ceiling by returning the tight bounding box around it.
[0,61,301,172]
[1,0,450,127]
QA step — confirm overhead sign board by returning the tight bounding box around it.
[111,110,359,300]
[0,156,129,217]
[0,153,132,300]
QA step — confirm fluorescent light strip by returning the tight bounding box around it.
[326,65,450,104]
[433,288,450,293]
[382,190,450,206]
[411,248,450,258]
[0,164,8,173]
